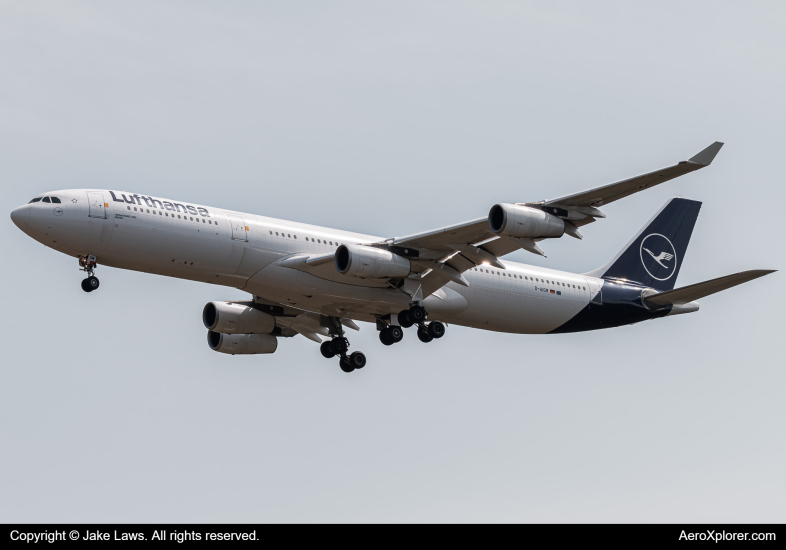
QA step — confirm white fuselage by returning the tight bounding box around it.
[12,189,604,334]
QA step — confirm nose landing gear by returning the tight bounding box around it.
[81,276,99,292]
[320,317,367,373]
[79,255,100,293]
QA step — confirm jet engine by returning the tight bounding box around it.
[335,244,411,279]
[203,301,276,334]
[207,331,278,354]
[488,203,565,239]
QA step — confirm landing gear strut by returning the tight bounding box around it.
[320,317,367,373]
[79,255,100,292]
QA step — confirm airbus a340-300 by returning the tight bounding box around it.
[10,142,775,372]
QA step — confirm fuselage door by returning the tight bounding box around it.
[588,278,603,305]
[87,192,106,218]
[229,215,248,241]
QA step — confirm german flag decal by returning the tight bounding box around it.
[550,290,555,294]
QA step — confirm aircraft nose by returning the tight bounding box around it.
[10,205,29,228]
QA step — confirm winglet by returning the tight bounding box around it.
[688,141,724,166]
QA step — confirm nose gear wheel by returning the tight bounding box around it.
[78,255,100,292]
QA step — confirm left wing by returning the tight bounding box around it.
[370,142,723,299]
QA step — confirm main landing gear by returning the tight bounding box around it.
[320,317,367,373]
[79,255,100,293]
[379,304,446,346]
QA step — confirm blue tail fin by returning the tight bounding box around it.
[587,198,701,291]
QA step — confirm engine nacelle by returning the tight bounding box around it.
[207,331,278,354]
[335,244,411,279]
[202,301,276,334]
[488,203,565,239]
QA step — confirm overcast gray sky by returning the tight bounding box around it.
[1,1,784,522]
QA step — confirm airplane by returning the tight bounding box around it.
[10,141,775,373]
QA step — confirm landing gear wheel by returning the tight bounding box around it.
[81,279,92,292]
[331,337,349,354]
[321,341,337,358]
[349,351,366,369]
[409,305,427,323]
[427,321,445,339]
[379,326,404,346]
[397,310,415,328]
[86,276,99,291]
[339,356,355,373]
[417,326,434,343]
[379,330,393,346]
[388,326,404,343]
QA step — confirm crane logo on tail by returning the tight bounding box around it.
[640,234,677,281]
[643,248,673,268]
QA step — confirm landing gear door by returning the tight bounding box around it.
[87,192,106,218]
[588,279,603,305]
[229,215,248,242]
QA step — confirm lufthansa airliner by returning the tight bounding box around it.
[10,142,774,372]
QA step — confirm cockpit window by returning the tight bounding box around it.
[42,197,51,203]
[50,197,61,203]
[28,197,42,203]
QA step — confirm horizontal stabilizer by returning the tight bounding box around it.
[644,269,775,306]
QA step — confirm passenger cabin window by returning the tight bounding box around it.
[51,197,61,203]
[42,197,51,203]
[28,198,42,203]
